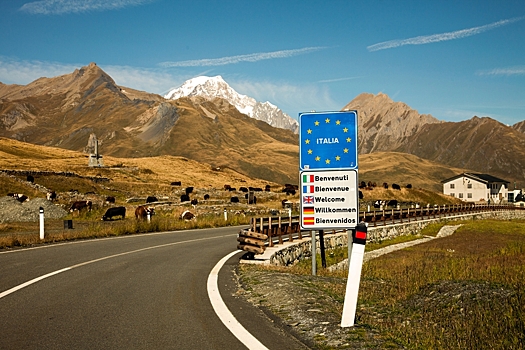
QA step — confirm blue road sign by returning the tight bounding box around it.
[299,111,358,171]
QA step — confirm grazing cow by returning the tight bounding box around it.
[185,187,193,195]
[190,198,198,206]
[230,196,239,203]
[180,210,195,220]
[105,196,116,204]
[27,175,34,183]
[8,193,28,202]
[373,200,383,209]
[392,183,401,190]
[69,200,92,213]
[102,206,126,221]
[359,190,363,200]
[46,191,57,201]
[203,194,210,200]
[282,199,292,209]
[359,181,366,189]
[265,184,271,192]
[135,205,155,220]
[171,181,182,186]
[383,183,389,189]
[252,187,263,192]
[239,187,249,193]
[146,196,158,203]
[180,194,190,202]
[386,200,398,207]
[224,184,231,190]
[406,184,412,189]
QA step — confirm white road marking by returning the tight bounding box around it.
[0,234,231,299]
[207,250,269,350]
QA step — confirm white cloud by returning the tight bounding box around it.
[159,47,327,67]
[19,0,155,15]
[368,17,525,52]
[0,58,186,95]
[476,66,525,76]
[0,58,79,84]
[230,79,339,118]
[318,76,360,83]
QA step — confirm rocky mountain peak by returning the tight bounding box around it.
[343,93,442,153]
[165,76,299,133]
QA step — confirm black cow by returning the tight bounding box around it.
[102,206,126,221]
[69,200,92,212]
[105,196,116,204]
[239,187,249,193]
[180,194,190,202]
[146,196,158,203]
[224,184,231,190]
[406,184,412,189]
[27,175,34,183]
[373,200,382,209]
[387,200,398,207]
[383,183,389,189]
[359,190,363,200]
[203,194,210,200]
[8,193,28,202]
[392,183,401,190]
[171,181,182,186]
[190,198,198,206]
[185,187,193,195]
[230,196,239,203]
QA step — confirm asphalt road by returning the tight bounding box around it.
[0,226,309,350]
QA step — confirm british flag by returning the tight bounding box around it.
[303,196,314,204]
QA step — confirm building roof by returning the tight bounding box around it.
[441,172,510,184]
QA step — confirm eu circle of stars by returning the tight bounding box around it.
[299,111,358,170]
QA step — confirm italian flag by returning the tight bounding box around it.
[303,217,314,225]
[303,174,314,183]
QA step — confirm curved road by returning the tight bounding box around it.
[0,227,308,349]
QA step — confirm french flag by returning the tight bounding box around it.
[303,185,314,194]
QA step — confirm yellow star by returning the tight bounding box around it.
[325,118,330,124]
[305,139,310,144]
[307,129,312,134]
[315,156,321,161]
[346,137,352,143]
[343,148,349,153]
[314,121,320,126]
[336,120,341,125]
[343,127,348,133]
[307,149,313,154]
[335,155,341,161]
[325,159,331,164]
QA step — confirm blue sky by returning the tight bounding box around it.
[0,0,524,125]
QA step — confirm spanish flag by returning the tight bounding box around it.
[303,206,314,215]
[303,217,315,225]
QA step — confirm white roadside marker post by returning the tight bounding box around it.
[39,207,45,240]
[341,222,368,327]
[224,208,228,221]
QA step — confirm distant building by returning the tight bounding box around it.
[441,173,509,203]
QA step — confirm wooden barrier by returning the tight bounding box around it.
[237,204,523,255]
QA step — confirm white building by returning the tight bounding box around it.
[442,173,509,203]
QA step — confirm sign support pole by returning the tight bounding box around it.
[311,230,316,276]
[319,229,326,268]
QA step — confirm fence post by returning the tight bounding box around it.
[268,217,273,247]
[278,216,283,244]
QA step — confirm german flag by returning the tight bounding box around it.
[303,217,314,225]
[303,206,314,215]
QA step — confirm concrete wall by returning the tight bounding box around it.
[269,210,525,266]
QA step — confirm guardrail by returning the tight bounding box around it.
[237,204,524,254]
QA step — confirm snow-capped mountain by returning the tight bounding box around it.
[164,76,299,133]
